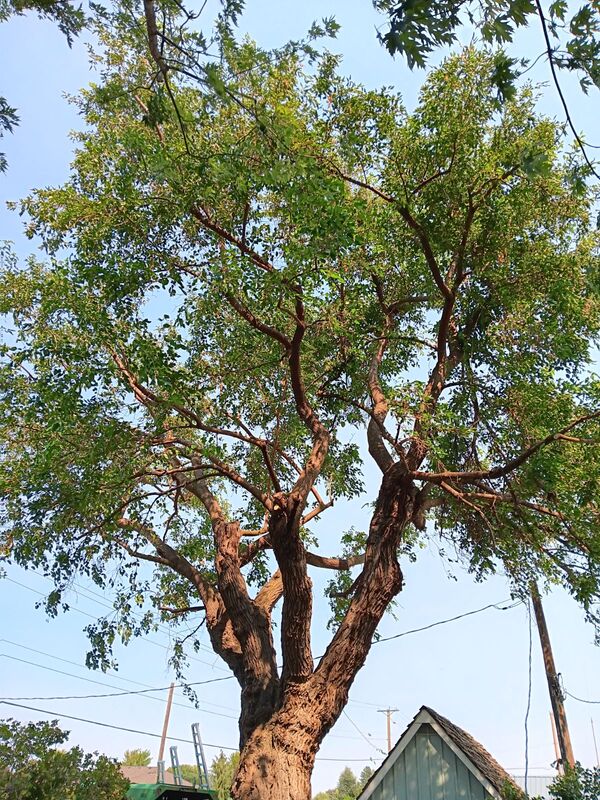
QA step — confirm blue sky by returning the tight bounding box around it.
[1,1,600,794]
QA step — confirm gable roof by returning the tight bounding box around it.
[423,707,523,797]
[359,706,525,800]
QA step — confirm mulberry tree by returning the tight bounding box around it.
[1,21,600,800]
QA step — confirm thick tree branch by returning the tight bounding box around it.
[288,296,330,505]
[367,318,395,474]
[213,517,280,741]
[116,516,207,591]
[411,411,600,483]
[306,464,412,733]
[397,205,452,301]
[160,604,205,615]
[225,292,292,351]
[190,205,275,274]
[300,499,334,526]
[305,552,365,570]
[367,282,429,474]
[269,494,314,687]
[254,570,283,614]
[239,534,271,567]
[113,536,169,566]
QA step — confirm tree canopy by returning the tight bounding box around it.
[313,765,373,800]
[1,7,600,798]
[210,751,241,800]
[122,748,152,767]
[0,717,129,800]
[549,764,600,800]
[373,1,600,175]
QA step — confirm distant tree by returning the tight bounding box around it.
[0,717,129,800]
[313,767,364,800]
[209,751,240,800]
[313,791,336,800]
[549,764,600,800]
[168,763,201,785]
[336,768,360,800]
[359,766,374,788]
[122,748,152,767]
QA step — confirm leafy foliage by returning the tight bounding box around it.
[1,10,600,777]
[0,0,85,171]
[374,1,600,102]
[312,765,373,800]
[0,0,85,44]
[169,764,202,785]
[209,751,240,800]
[549,763,600,800]
[122,748,151,766]
[0,97,18,173]
[0,718,129,800]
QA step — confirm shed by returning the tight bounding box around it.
[358,706,525,800]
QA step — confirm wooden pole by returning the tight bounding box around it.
[158,682,175,764]
[550,712,562,774]
[378,708,398,753]
[530,584,575,769]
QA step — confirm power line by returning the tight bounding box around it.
[0,701,380,762]
[0,652,384,743]
[0,638,157,687]
[0,638,237,712]
[2,595,518,705]
[371,599,520,644]
[347,698,383,709]
[8,574,517,660]
[0,629,382,718]
[0,700,236,750]
[4,577,228,673]
[565,690,600,705]
[342,710,386,756]
[3,578,520,719]
[29,568,218,659]
[0,653,237,718]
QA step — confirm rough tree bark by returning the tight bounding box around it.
[229,464,419,800]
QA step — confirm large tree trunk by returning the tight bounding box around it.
[229,466,419,800]
[232,712,317,800]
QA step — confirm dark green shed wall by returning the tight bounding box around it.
[367,729,495,800]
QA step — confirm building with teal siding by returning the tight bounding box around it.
[358,707,525,800]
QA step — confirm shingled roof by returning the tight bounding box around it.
[121,765,193,787]
[422,706,524,797]
[359,705,525,800]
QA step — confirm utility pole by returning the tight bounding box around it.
[530,583,575,769]
[591,718,599,768]
[158,683,175,765]
[378,707,398,753]
[549,712,562,774]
